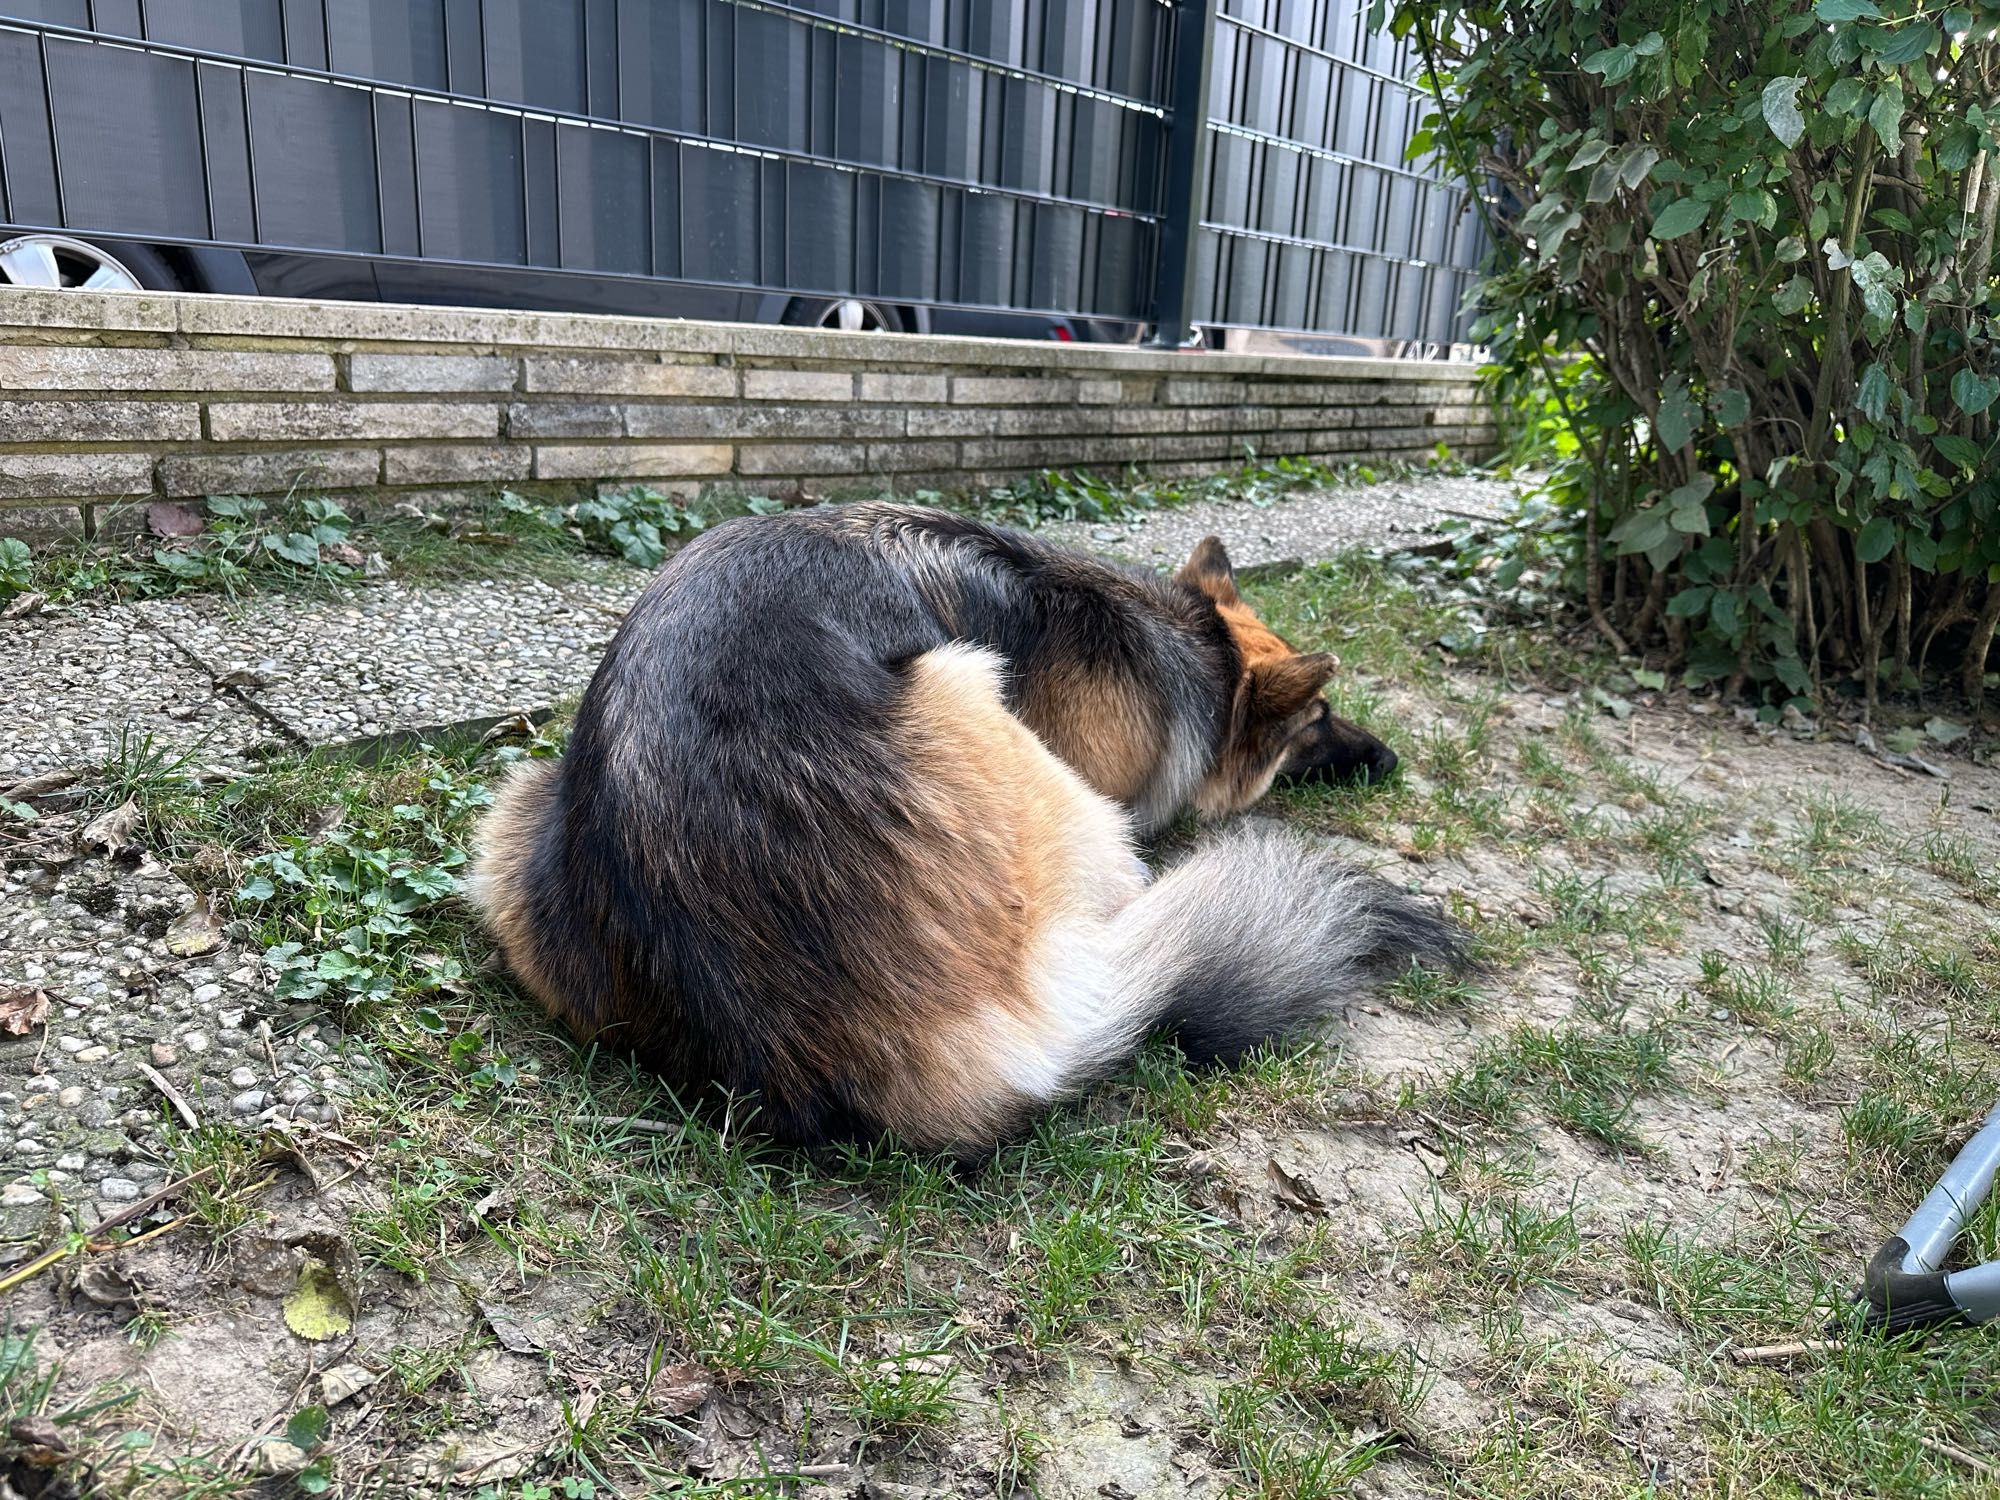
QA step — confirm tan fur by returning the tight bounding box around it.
[1016,662,1164,805]
[470,758,568,1021]
[858,646,1140,1145]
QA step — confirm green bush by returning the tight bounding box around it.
[1397,0,2000,709]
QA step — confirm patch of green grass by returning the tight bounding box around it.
[1413,1185,1586,1299]
[1437,1022,1674,1152]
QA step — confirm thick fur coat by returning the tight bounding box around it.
[471,503,1467,1151]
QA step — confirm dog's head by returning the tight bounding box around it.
[1176,536,1398,815]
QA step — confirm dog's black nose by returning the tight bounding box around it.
[1365,743,1399,783]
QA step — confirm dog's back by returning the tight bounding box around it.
[473,505,1467,1151]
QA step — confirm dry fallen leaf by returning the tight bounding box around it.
[477,1298,547,1355]
[165,893,227,958]
[80,797,141,857]
[480,712,540,744]
[648,1361,713,1417]
[0,987,51,1037]
[146,501,206,538]
[319,1363,380,1406]
[2,769,76,800]
[1266,1158,1329,1216]
[1,591,46,620]
[320,542,366,569]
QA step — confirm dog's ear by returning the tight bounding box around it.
[1247,652,1338,722]
[1177,535,1239,605]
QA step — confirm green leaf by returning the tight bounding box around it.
[1566,139,1611,170]
[1713,388,1751,427]
[263,532,321,567]
[1586,158,1623,204]
[1815,0,1881,19]
[1773,276,1813,315]
[1855,516,1898,564]
[1711,590,1742,637]
[1582,45,1636,83]
[1866,21,1937,65]
[1849,252,1900,322]
[1925,717,1970,747]
[1666,586,1713,619]
[1761,76,1805,149]
[1609,509,1671,555]
[236,875,276,902]
[1656,379,1700,453]
[1825,76,1868,117]
[285,1404,331,1453]
[1867,79,1903,154]
[1650,197,1709,241]
[1951,369,2000,417]
[1855,363,1892,425]
[1935,434,1984,470]
[1617,145,1661,190]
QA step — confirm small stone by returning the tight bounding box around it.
[231,1090,271,1116]
[150,1042,178,1067]
[228,1066,258,1089]
[97,1177,141,1203]
[55,1153,86,1172]
[279,1079,314,1106]
[74,1046,110,1064]
[217,1008,245,1029]
[57,1087,85,1108]
[191,983,223,1005]
[56,1036,87,1055]
[181,1031,210,1054]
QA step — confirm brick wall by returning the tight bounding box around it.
[0,289,1497,539]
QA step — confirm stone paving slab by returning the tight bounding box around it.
[0,606,273,784]
[0,845,354,1249]
[1042,473,1520,571]
[132,569,644,745]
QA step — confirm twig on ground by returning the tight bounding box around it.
[1921,1436,1997,1478]
[138,1060,200,1129]
[571,1113,684,1136]
[1731,1339,1845,1364]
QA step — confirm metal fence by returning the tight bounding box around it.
[0,0,1482,345]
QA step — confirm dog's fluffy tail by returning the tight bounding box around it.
[1097,822,1471,1068]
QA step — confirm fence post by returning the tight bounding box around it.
[1146,0,1218,349]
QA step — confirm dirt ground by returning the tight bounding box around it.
[3,516,1999,1499]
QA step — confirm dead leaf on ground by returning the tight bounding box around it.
[8,1415,68,1467]
[648,1361,713,1417]
[2,769,76,800]
[319,1363,380,1406]
[0,987,51,1036]
[165,893,227,958]
[79,798,141,857]
[477,1298,547,1355]
[1266,1158,1329,1215]
[75,1259,139,1309]
[480,712,540,744]
[146,501,206,538]
[304,805,346,843]
[1,591,46,620]
[320,542,366,569]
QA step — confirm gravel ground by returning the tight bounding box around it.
[0,473,1510,1244]
[133,570,644,746]
[0,838,358,1256]
[1041,471,1521,570]
[0,607,275,783]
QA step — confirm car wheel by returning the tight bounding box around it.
[0,232,170,291]
[781,296,909,333]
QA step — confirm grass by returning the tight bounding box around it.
[14,480,2000,1498]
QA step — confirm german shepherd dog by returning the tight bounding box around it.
[471,503,1467,1153]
